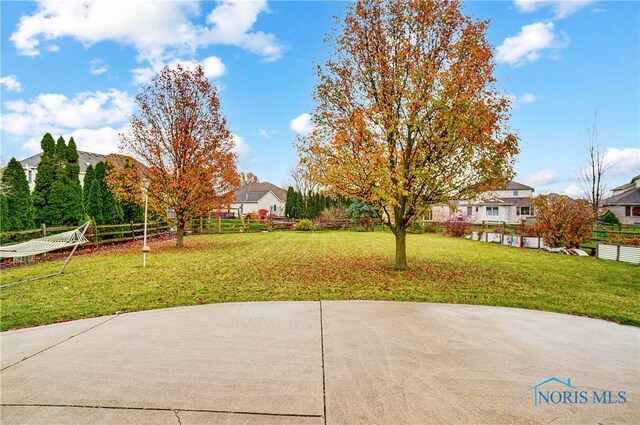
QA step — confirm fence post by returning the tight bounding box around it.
[93,220,99,247]
[130,222,136,241]
[218,216,222,234]
[199,217,203,233]
[41,223,47,237]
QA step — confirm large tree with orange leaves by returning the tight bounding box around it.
[120,65,239,247]
[298,0,519,268]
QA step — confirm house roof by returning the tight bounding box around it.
[19,151,110,174]
[232,182,287,203]
[467,197,533,207]
[602,189,640,206]
[505,181,534,191]
[611,175,640,192]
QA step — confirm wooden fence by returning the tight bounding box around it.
[0,221,171,246]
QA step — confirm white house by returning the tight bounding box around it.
[230,182,287,216]
[430,181,535,224]
[19,151,111,191]
[601,175,640,224]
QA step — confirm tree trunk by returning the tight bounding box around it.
[395,229,407,270]
[176,224,184,248]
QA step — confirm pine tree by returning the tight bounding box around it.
[0,193,9,232]
[46,168,67,227]
[83,164,96,211]
[95,161,120,224]
[1,158,35,230]
[285,186,296,218]
[295,189,305,219]
[55,136,67,160]
[86,179,104,224]
[32,133,59,226]
[63,138,84,225]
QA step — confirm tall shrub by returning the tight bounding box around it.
[533,195,595,248]
[1,158,35,230]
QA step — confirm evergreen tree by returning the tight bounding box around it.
[32,133,59,226]
[295,189,305,219]
[1,158,35,230]
[285,186,296,218]
[122,201,144,223]
[306,191,316,219]
[46,168,67,227]
[0,193,9,232]
[83,164,96,211]
[95,161,120,224]
[55,136,67,160]
[86,179,104,224]
[63,138,84,225]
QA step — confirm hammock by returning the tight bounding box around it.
[0,221,91,288]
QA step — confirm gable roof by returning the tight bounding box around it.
[602,189,640,206]
[505,181,534,191]
[20,151,110,174]
[611,175,640,192]
[232,182,287,203]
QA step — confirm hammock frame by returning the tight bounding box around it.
[0,221,91,288]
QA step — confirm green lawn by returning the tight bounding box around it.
[1,231,639,330]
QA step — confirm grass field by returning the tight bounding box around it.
[1,231,639,330]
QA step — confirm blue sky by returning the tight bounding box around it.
[1,0,638,196]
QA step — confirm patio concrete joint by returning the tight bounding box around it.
[173,409,182,425]
[0,314,118,372]
[0,403,324,419]
[319,300,327,425]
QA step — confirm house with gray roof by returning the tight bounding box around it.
[230,182,287,216]
[601,175,640,224]
[430,181,535,224]
[19,151,111,191]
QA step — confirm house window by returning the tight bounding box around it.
[28,170,33,183]
[626,206,640,217]
[513,190,519,196]
[475,207,478,212]
[466,206,472,216]
[486,206,499,216]
[517,206,531,216]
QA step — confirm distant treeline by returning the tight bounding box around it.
[283,187,349,219]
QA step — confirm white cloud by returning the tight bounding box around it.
[21,126,123,156]
[496,22,568,66]
[289,113,313,135]
[89,58,109,75]
[603,147,640,175]
[519,93,537,104]
[562,184,584,199]
[10,0,285,74]
[1,89,134,155]
[259,128,276,139]
[1,89,133,136]
[131,55,226,84]
[504,92,537,107]
[0,75,23,92]
[201,0,284,63]
[231,134,250,163]
[514,0,595,19]
[526,169,558,186]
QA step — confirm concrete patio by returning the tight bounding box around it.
[1,301,638,424]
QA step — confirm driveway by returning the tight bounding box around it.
[1,301,638,424]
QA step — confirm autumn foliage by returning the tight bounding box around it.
[298,0,518,268]
[533,195,596,248]
[119,65,239,247]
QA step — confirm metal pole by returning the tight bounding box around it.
[143,191,149,268]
